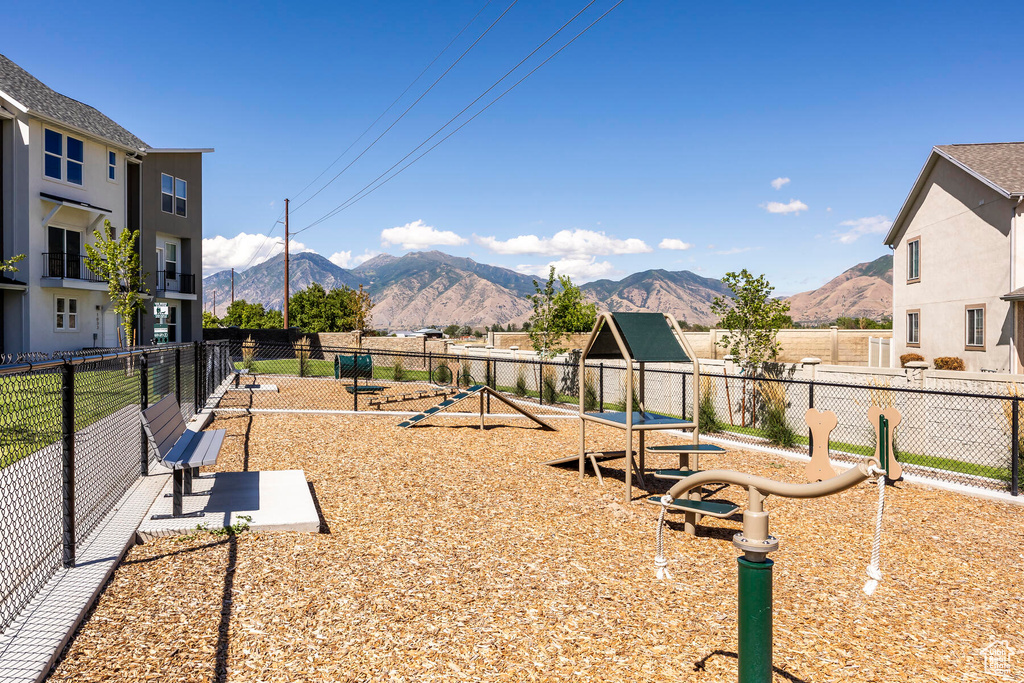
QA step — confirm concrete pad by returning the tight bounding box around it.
[137,470,320,540]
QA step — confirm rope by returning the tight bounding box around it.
[863,471,886,596]
[655,494,673,580]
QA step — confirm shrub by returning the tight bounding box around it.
[541,367,558,404]
[460,359,473,386]
[392,358,405,381]
[900,353,924,368]
[433,362,452,384]
[514,365,529,397]
[583,369,599,412]
[757,379,795,447]
[934,356,965,371]
[698,376,722,433]
[293,336,311,377]
[241,335,257,371]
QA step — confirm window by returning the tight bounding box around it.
[107,150,116,181]
[43,128,84,185]
[167,306,177,342]
[175,178,187,217]
[165,242,177,279]
[47,226,82,278]
[907,310,920,347]
[55,297,78,331]
[907,237,920,282]
[966,305,985,349]
[161,173,187,216]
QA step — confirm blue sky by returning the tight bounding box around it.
[6,1,1024,293]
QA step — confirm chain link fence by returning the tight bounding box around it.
[0,341,231,635]
[214,340,1021,497]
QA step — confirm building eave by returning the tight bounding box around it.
[143,147,214,154]
[884,147,1021,246]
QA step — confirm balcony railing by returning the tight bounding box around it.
[41,253,105,283]
[156,270,195,295]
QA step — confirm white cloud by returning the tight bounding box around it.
[380,220,467,250]
[515,257,619,282]
[474,229,651,258]
[329,249,380,269]
[202,232,311,276]
[761,199,808,215]
[770,177,791,190]
[834,215,892,244]
[658,238,694,251]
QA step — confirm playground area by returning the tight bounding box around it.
[50,412,1024,682]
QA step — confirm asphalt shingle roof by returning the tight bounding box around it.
[935,142,1024,196]
[0,53,148,150]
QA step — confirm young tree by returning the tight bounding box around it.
[527,266,597,357]
[1,253,25,274]
[710,269,791,370]
[84,220,148,347]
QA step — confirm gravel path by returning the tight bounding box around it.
[48,413,1024,682]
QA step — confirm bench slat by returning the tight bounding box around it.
[161,430,200,469]
[187,429,226,468]
[142,395,187,459]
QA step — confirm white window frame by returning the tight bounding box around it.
[161,173,188,217]
[966,305,985,350]
[107,149,116,182]
[907,310,920,347]
[174,177,187,217]
[43,128,85,186]
[55,296,78,332]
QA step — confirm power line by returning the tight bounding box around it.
[294,0,623,236]
[288,0,495,209]
[289,0,519,215]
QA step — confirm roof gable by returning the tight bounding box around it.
[0,53,148,150]
[885,143,1024,245]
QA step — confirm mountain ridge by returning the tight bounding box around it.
[203,251,893,328]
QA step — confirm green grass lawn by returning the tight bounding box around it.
[0,368,141,467]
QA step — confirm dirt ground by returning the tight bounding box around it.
[49,412,1024,682]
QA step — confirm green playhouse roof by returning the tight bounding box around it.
[586,312,691,363]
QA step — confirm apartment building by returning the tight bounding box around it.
[0,53,210,355]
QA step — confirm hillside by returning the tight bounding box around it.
[785,255,893,324]
[204,250,893,328]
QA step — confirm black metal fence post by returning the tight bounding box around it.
[539,360,543,406]
[61,361,76,568]
[193,341,201,413]
[679,370,688,419]
[428,352,432,383]
[1012,398,1019,496]
[599,363,604,412]
[140,353,149,476]
[352,351,359,411]
[808,380,815,458]
[174,347,181,406]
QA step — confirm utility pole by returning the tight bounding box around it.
[212,289,216,317]
[283,198,290,329]
[231,268,234,303]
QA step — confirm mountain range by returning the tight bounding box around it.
[203,250,892,329]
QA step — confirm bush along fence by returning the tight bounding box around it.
[219,340,1020,497]
[0,341,232,636]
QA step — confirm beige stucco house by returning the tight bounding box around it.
[884,143,1024,373]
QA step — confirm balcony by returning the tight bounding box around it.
[40,252,109,291]
[156,270,196,298]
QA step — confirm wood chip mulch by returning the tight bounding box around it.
[48,413,1024,682]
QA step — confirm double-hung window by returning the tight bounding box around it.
[907,310,920,347]
[966,305,985,349]
[55,296,78,331]
[907,238,921,282]
[161,174,187,216]
[43,129,84,185]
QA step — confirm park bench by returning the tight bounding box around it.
[142,393,226,519]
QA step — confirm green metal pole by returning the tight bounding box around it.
[737,557,773,683]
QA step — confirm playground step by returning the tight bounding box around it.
[645,496,739,518]
[651,468,702,480]
[646,444,727,454]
